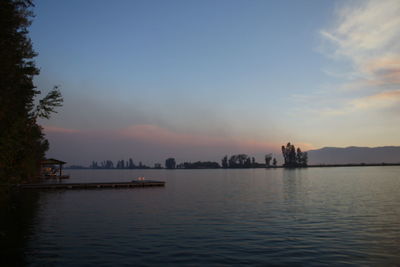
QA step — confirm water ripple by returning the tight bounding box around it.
[21,167,400,265]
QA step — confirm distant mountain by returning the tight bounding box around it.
[307,146,400,165]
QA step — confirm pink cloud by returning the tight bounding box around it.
[45,124,308,152]
[351,89,400,110]
[363,56,400,85]
[43,124,316,164]
[119,124,226,146]
[43,124,316,165]
[118,124,284,151]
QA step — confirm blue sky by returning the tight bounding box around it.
[31,0,400,165]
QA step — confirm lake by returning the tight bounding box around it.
[2,167,400,265]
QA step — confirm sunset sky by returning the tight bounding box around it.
[32,0,400,166]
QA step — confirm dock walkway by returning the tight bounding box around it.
[18,180,165,190]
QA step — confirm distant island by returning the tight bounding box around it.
[308,146,400,165]
[67,145,400,170]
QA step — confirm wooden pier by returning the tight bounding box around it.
[18,180,165,190]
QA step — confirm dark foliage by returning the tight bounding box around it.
[0,0,62,183]
[128,158,135,169]
[265,153,272,167]
[165,158,176,169]
[89,159,150,169]
[228,154,252,168]
[281,142,308,167]
[176,161,220,169]
[221,155,228,168]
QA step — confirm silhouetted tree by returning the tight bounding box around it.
[301,152,308,166]
[177,161,220,169]
[154,163,162,169]
[245,157,251,168]
[228,155,235,168]
[128,158,135,169]
[296,148,308,167]
[273,158,277,166]
[282,142,308,167]
[100,160,114,169]
[34,86,63,119]
[228,154,251,168]
[90,158,152,169]
[282,142,296,167]
[0,0,63,182]
[116,160,125,169]
[221,155,228,168]
[165,158,176,169]
[265,154,272,167]
[90,161,99,169]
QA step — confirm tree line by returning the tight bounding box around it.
[85,144,308,170]
[89,158,151,169]
[220,154,275,168]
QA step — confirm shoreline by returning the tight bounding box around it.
[65,163,400,170]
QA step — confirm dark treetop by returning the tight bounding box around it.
[0,0,62,183]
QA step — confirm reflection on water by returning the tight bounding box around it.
[3,167,400,265]
[0,189,41,266]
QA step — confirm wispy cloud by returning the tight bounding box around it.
[320,0,400,113]
[317,89,400,117]
[321,0,400,64]
[350,89,400,110]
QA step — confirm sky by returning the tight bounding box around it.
[31,0,400,166]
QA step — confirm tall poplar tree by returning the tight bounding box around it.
[0,0,62,183]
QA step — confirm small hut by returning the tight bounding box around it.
[40,158,67,178]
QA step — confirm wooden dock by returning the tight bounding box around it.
[18,180,165,190]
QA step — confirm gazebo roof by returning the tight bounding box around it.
[41,158,66,165]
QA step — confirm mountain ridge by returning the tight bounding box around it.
[307,146,400,164]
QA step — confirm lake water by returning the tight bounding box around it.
[2,167,400,265]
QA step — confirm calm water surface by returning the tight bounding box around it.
[7,167,400,265]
